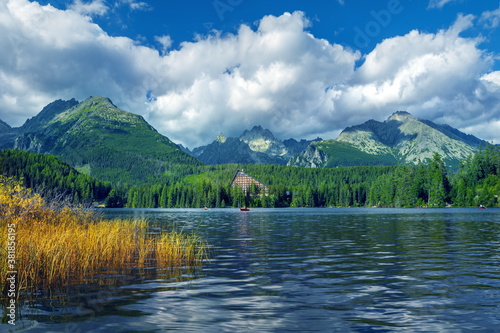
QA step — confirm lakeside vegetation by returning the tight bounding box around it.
[0,175,207,305]
[1,145,500,209]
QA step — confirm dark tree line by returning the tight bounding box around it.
[120,147,500,209]
[1,146,499,209]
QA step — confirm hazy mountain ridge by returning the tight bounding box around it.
[289,111,486,169]
[0,119,12,132]
[0,119,18,150]
[189,125,321,165]
[193,137,279,165]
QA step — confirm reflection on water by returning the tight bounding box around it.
[8,208,500,332]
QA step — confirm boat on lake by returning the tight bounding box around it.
[240,207,250,211]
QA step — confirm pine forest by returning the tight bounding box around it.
[1,145,500,209]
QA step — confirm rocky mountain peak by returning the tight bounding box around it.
[387,111,416,122]
[83,96,117,108]
[240,125,276,142]
[309,110,487,169]
[215,133,226,143]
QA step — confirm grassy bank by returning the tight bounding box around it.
[0,176,207,300]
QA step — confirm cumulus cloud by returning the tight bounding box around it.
[481,71,500,87]
[146,12,360,146]
[334,15,491,124]
[0,0,158,124]
[328,13,500,144]
[1,0,500,148]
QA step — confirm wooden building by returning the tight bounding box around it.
[230,169,269,196]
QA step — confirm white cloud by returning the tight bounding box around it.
[427,0,457,9]
[481,71,500,87]
[68,0,108,17]
[146,12,360,146]
[480,4,500,29]
[1,0,500,148]
[155,35,173,56]
[0,0,158,124]
[117,0,151,12]
[333,14,497,139]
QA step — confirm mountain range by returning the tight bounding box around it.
[0,97,489,186]
[186,126,321,165]
[187,111,486,169]
[0,96,201,184]
[288,111,486,169]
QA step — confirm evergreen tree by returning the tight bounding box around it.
[428,153,450,207]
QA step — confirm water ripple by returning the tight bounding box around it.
[15,208,500,332]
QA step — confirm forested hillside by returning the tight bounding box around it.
[123,161,433,208]
[0,149,111,203]
[123,145,500,208]
[2,145,499,209]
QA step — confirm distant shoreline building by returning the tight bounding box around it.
[230,169,269,196]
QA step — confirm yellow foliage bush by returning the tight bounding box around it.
[0,176,206,299]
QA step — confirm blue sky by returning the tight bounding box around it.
[41,0,500,64]
[2,0,500,148]
[37,1,496,51]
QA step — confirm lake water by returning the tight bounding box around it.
[8,208,500,332]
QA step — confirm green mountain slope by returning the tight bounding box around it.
[13,96,202,184]
[288,140,397,168]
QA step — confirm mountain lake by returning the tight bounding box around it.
[7,208,500,332]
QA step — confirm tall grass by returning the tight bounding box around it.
[0,176,207,300]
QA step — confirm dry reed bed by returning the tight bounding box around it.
[0,176,207,299]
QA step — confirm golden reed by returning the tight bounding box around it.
[0,176,207,299]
